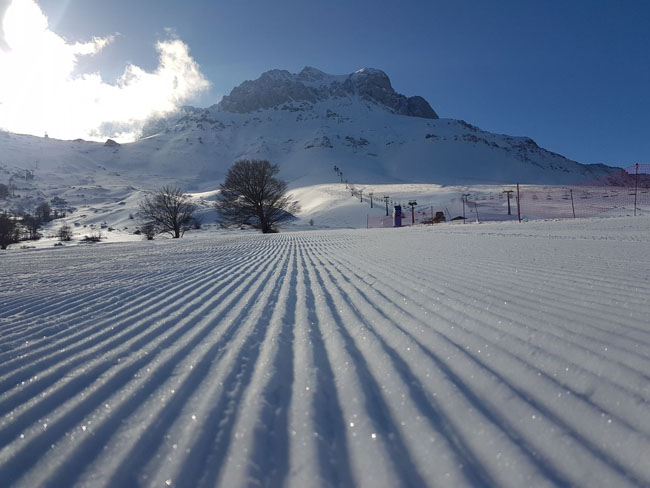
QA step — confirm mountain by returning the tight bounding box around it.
[3,66,618,188]
[134,66,616,187]
[215,66,438,119]
[0,66,623,232]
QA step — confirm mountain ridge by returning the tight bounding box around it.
[0,63,627,236]
[1,65,620,216]
[215,66,438,119]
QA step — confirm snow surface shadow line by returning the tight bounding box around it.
[2,242,260,380]
[431,257,650,369]
[0,249,139,317]
[355,269,645,486]
[0,258,246,446]
[349,250,650,437]
[317,257,503,488]
[36,250,286,488]
[0,271,102,316]
[312,250,506,487]
[353,285,574,487]
[0,286,110,335]
[422,291,650,442]
[0,248,263,408]
[0,263,249,421]
[452,251,650,359]
[445,340,649,486]
[306,251,429,488]
[294,246,356,487]
[0,277,186,356]
[0,285,153,362]
[0,240,251,351]
[0,252,279,485]
[321,246,623,486]
[244,246,299,487]
[61,250,286,486]
[171,251,293,488]
[0,275,207,381]
[0,248,253,373]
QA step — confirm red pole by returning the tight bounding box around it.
[517,184,521,222]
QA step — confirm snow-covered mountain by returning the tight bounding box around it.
[2,66,617,187]
[135,66,616,188]
[0,66,623,233]
[215,66,438,119]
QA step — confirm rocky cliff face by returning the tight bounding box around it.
[218,67,438,119]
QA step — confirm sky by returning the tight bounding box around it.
[0,0,649,166]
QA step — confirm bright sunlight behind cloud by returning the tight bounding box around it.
[0,0,209,142]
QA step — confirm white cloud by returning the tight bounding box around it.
[0,0,209,141]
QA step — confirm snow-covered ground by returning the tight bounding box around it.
[1,216,649,487]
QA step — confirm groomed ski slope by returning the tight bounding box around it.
[1,217,649,487]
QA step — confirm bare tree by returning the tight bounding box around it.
[57,224,73,241]
[35,202,52,223]
[138,186,197,238]
[21,214,42,240]
[0,213,19,249]
[216,159,299,233]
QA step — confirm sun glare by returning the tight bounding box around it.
[0,0,209,142]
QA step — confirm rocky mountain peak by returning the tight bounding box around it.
[296,66,328,83]
[259,69,294,82]
[349,68,392,89]
[218,66,438,119]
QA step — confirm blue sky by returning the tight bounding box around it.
[7,0,650,165]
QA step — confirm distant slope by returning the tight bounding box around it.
[0,66,620,228]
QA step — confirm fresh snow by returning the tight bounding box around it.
[1,216,649,487]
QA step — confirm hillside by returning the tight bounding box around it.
[0,66,622,234]
[138,66,616,187]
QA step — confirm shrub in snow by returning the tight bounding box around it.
[139,222,157,240]
[57,224,73,241]
[190,216,203,230]
[82,232,103,243]
[0,213,19,249]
